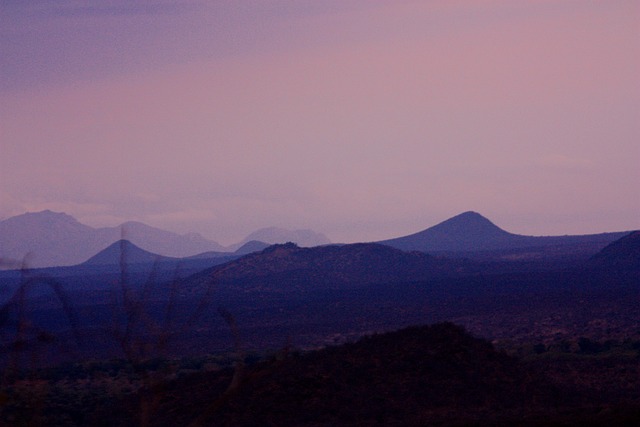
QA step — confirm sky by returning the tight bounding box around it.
[1,0,639,245]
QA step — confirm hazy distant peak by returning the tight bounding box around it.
[234,240,271,255]
[9,210,80,225]
[118,220,147,227]
[238,227,330,248]
[183,232,207,240]
[0,210,90,234]
[117,220,164,232]
[0,211,226,267]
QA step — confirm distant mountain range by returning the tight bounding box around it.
[377,211,631,259]
[0,213,637,383]
[0,211,331,268]
[228,226,331,251]
[1,210,634,269]
[0,211,224,268]
[183,225,638,296]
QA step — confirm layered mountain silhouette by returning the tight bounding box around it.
[1,210,632,268]
[0,211,330,268]
[0,210,225,268]
[232,240,272,255]
[378,211,629,257]
[80,240,179,266]
[0,210,101,268]
[182,241,272,260]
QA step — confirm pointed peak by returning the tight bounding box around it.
[377,211,512,252]
[435,211,500,229]
[445,211,491,222]
[454,210,484,218]
[430,211,511,239]
[94,239,149,254]
[118,220,155,229]
[111,239,142,249]
[82,239,172,266]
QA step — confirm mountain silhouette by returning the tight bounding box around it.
[0,210,226,268]
[230,227,331,250]
[111,221,226,257]
[186,242,467,293]
[378,211,629,255]
[586,230,640,273]
[379,211,513,252]
[0,211,333,268]
[0,210,106,268]
[81,240,178,266]
[233,240,271,255]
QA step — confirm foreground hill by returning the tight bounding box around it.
[110,322,639,427]
[378,211,629,259]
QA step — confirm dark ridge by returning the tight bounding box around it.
[113,323,564,426]
[183,242,469,293]
[587,230,640,272]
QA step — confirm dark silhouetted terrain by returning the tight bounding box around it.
[587,230,640,272]
[112,323,566,426]
[378,211,629,260]
[228,226,331,251]
[0,216,638,426]
[81,240,179,266]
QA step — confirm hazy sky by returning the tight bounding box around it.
[1,0,639,244]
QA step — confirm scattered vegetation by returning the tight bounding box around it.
[0,230,638,425]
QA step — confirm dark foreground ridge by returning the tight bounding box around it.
[108,323,639,427]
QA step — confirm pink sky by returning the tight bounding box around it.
[1,0,639,244]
